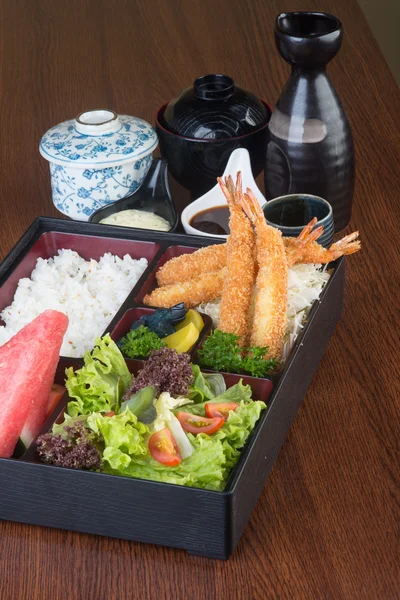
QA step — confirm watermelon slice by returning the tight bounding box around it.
[14,383,67,457]
[46,384,67,418]
[18,356,66,451]
[0,310,68,458]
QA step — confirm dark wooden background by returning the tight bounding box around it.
[0,1,399,598]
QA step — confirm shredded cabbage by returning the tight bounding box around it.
[283,263,330,361]
[197,298,221,328]
[196,264,330,363]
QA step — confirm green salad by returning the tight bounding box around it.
[37,335,266,491]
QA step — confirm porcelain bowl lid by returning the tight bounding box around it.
[39,109,158,168]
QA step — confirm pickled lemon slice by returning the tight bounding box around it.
[175,309,204,333]
[164,322,199,353]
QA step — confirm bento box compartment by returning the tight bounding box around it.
[108,306,213,359]
[0,231,160,319]
[135,245,200,303]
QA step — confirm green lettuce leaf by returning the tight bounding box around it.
[211,399,266,471]
[103,447,132,470]
[66,334,132,417]
[104,432,227,490]
[51,413,88,437]
[103,395,266,491]
[60,354,266,491]
[185,379,253,416]
[188,365,226,403]
[212,379,253,403]
[87,409,149,470]
[91,334,132,389]
[181,397,266,473]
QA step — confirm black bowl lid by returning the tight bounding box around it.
[160,74,269,140]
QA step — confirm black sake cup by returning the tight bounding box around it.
[262,193,334,248]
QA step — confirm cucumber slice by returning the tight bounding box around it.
[120,386,157,422]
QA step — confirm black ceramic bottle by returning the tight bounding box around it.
[265,12,355,231]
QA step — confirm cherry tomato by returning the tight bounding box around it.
[177,411,224,435]
[46,384,66,417]
[205,402,239,420]
[148,428,182,467]
[104,411,115,417]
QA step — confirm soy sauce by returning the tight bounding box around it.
[265,201,313,227]
[190,205,230,235]
[264,196,329,227]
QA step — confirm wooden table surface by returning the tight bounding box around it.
[0,0,399,598]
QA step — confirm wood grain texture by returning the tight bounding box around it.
[0,0,399,598]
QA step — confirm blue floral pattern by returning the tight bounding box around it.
[49,155,152,220]
[40,115,157,165]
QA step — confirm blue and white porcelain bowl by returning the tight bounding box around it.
[40,109,158,221]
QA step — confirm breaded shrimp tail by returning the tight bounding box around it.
[143,269,227,309]
[284,218,324,266]
[285,220,361,265]
[298,231,361,263]
[217,173,256,345]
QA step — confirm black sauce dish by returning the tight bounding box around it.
[156,74,272,199]
[89,158,178,232]
[263,193,334,248]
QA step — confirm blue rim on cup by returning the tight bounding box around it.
[262,193,334,248]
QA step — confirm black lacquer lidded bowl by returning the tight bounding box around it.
[156,74,271,199]
[161,74,268,139]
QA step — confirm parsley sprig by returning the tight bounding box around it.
[119,326,165,359]
[198,330,279,377]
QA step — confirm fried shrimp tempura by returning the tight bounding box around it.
[143,269,227,309]
[217,174,256,345]
[156,244,226,286]
[239,189,288,362]
[290,231,361,264]
[284,218,325,266]
[156,224,361,286]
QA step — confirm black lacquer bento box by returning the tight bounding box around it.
[0,217,345,559]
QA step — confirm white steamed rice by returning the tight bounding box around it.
[0,249,148,357]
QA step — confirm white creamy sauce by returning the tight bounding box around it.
[100,209,171,231]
